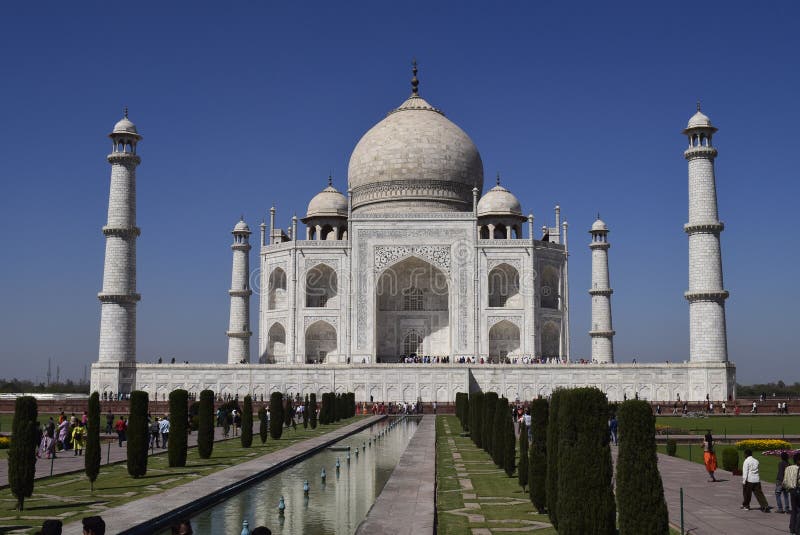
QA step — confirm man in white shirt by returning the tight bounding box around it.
[741,449,772,512]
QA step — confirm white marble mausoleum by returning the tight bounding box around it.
[90,68,736,403]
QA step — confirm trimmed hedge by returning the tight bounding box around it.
[85,392,101,491]
[241,395,253,448]
[9,396,38,510]
[168,389,189,467]
[556,388,615,535]
[722,447,739,472]
[616,400,669,535]
[303,394,309,429]
[483,392,498,456]
[529,398,548,514]
[518,420,529,490]
[127,391,149,478]
[503,401,516,477]
[492,396,507,466]
[198,390,214,459]
[310,393,318,429]
[666,439,677,457]
[469,392,484,448]
[545,391,562,526]
[269,392,284,440]
[258,407,269,444]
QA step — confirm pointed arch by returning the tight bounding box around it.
[488,320,520,360]
[306,263,338,308]
[488,263,521,308]
[265,322,286,363]
[268,267,287,310]
[541,320,560,359]
[540,265,560,309]
[305,320,336,363]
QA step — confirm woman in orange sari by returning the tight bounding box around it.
[703,431,717,482]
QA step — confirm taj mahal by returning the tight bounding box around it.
[90,65,736,403]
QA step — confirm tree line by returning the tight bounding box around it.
[456,388,669,535]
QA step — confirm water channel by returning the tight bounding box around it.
[183,416,419,534]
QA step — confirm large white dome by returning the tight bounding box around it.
[347,94,484,214]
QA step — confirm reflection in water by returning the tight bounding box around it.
[186,416,418,535]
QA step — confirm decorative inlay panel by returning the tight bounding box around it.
[304,316,338,330]
[374,245,450,273]
[488,316,522,329]
[487,259,522,272]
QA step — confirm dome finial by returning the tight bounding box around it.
[697,100,701,112]
[496,172,501,186]
[411,58,419,96]
[597,212,601,220]
[124,106,128,118]
[328,173,333,187]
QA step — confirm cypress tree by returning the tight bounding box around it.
[303,394,309,429]
[258,407,269,444]
[503,404,516,477]
[492,396,506,466]
[269,392,284,439]
[334,394,341,422]
[483,392,498,456]
[9,395,37,510]
[85,392,101,492]
[616,400,669,535]
[241,395,253,448]
[310,393,318,429]
[127,391,149,478]
[545,391,563,526]
[198,390,214,459]
[168,389,189,467]
[284,397,293,428]
[529,398,549,514]
[557,388,615,535]
[470,392,483,448]
[518,420,529,490]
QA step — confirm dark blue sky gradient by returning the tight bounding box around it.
[1,2,797,383]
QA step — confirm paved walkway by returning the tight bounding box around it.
[356,416,436,535]
[61,416,383,534]
[611,447,790,534]
[0,425,254,487]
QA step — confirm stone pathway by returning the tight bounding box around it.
[438,417,553,534]
[636,448,791,534]
[60,416,384,534]
[356,416,436,534]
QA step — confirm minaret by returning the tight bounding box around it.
[683,104,728,362]
[589,216,614,363]
[98,109,141,385]
[227,218,252,364]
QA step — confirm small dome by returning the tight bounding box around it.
[305,181,348,219]
[686,110,712,129]
[233,219,251,233]
[591,218,608,232]
[477,179,522,217]
[112,116,139,136]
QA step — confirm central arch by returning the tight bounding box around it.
[375,256,449,362]
[489,320,520,361]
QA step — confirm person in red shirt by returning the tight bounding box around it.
[115,417,127,447]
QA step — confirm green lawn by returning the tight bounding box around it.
[657,443,790,483]
[0,417,364,534]
[437,415,556,534]
[655,415,800,436]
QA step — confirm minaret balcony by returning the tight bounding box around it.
[98,292,141,304]
[102,225,141,238]
[228,289,253,297]
[683,222,724,234]
[588,288,613,296]
[231,243,252,252]
[684,290,729,303]
[589,242,610,250]
[107,153,141,165]
[684,146,718,160]
[226,330,252,339]
[589,329,616,337]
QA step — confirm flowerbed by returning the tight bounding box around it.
[763,449,800,457]
[0,436,10,449]
[734,439,792,451]
[655,424,687,435]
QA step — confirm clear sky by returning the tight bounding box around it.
[0,2,797,384]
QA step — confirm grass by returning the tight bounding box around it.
[655,415,800,436]
[657,443,789,483]
[436,415,556,535]
[0,416,364,534]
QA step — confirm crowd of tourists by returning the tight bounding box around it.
[35,409,90,459]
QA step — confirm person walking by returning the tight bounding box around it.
[105,412,114,434]
[150,417,161,449]
[776,451,791,514]
[160,415,170,449]
[703,431,717,482]
[742,449,772,512]
[115,416,127,447]
[71,422,86,456]
[783,452,800,533]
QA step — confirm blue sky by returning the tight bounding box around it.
[0,2,797,384]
